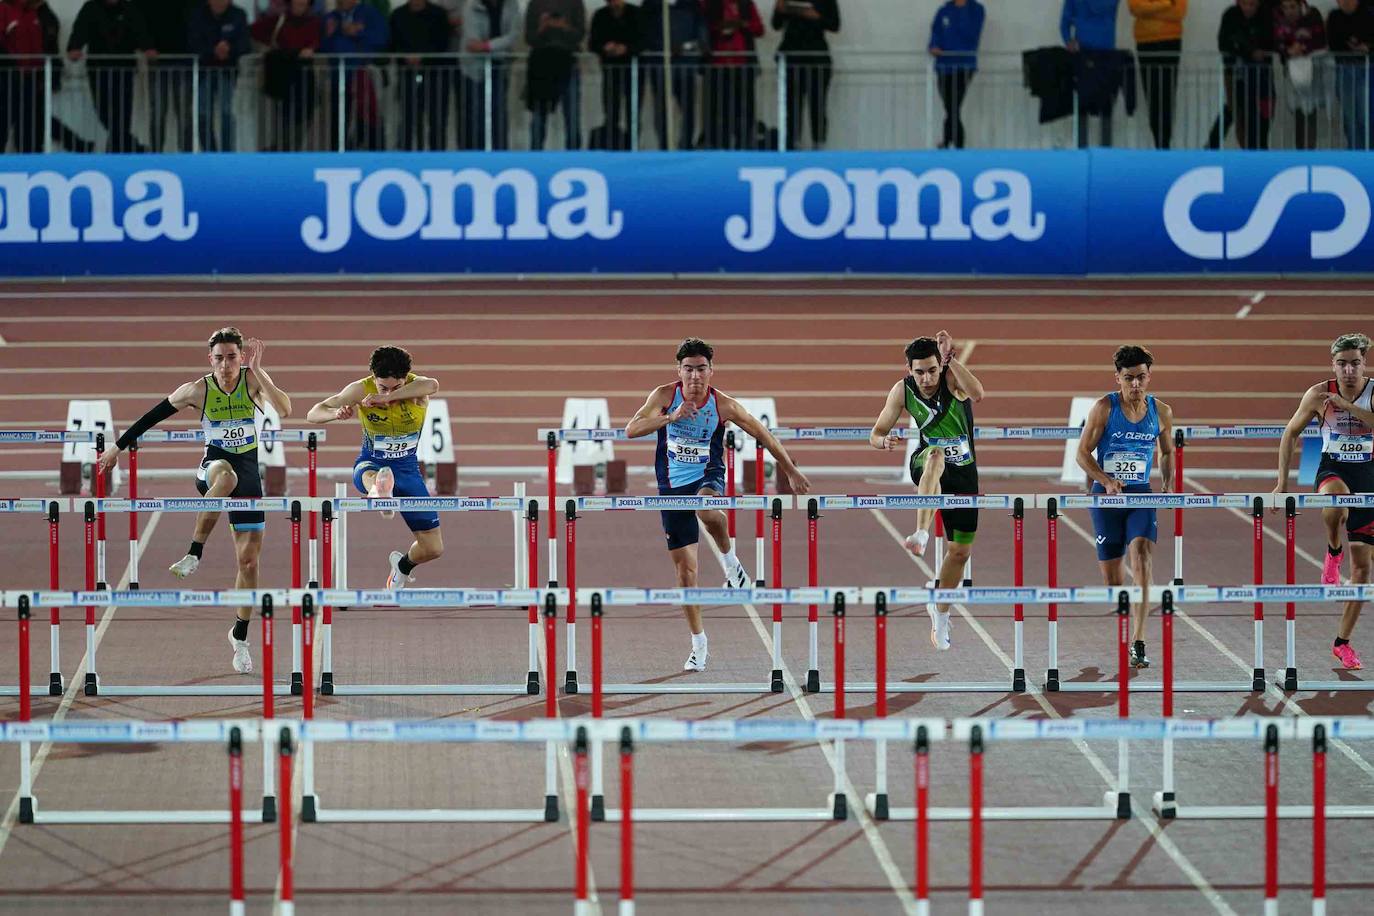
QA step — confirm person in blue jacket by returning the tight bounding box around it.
[1061,0,1123,146]
[321,0,389,149]
[928,0,984,148]
[187,0,251,151]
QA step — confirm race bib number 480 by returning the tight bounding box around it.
[667,438,708,464]
[1104,451,1148,483]
[1333,436,1373,463]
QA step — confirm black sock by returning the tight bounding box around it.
[1329,544,1343,557]
[231,617,250,642]
[188,541,204,559]
[398,555,417,575]
[1335,637,1350,648]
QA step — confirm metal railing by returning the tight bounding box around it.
[7,50,1371,153]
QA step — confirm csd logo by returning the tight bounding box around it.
[1164,166,1370,260]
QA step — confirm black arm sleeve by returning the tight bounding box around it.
[115,399,179,450]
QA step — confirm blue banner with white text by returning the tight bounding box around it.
[0,151,1368,276]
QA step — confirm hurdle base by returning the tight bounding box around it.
[770,669,784,693]
[327,683,533,696]
[805,669,820,693]
[19,797,33,824]
[814,681,1016,695]
[526,670,540,695]
[302,794,317,822]
[290,672,304,696]
[875,804,1121,822]
[1275,678,1374,692]
[1109,791,1131,820]
[591,794,605,822]
[1012,668,1026,693]
[0,685,62,697]
[320,672,334,695]
[564,670,579,695]
[544,794,560,822]
[262,795,277,823]
[1045,668,1060,692]
[866,792,890,821]
[83,673,98,696]
[308,807,557,823]
[30,808,269,825]
[829,792,848,821]
[1280,668,1297,692]
[93,684,297,697]
[48,672,63,696]
[1051,680,1253,694]
[595,806,841,822]
[600,682,779,695]
[1251,668,1266,693]
[1164,804,1374,819]
[1152,790,1177,820]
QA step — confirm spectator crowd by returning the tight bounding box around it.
[0,0,1369,152]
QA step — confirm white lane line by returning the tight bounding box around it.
[867,508,1235,916]
[0,511,164,859]
[703,540,918,915]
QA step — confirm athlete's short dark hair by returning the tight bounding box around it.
[1332,333,1370,357]
[208,327,243,351]
[905,337,939,364]
[370,346,412,380]
[1113,345,1154,372]
[677,338,714,363]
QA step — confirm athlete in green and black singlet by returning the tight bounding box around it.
[196,367,266,531]
[905,371,980,526]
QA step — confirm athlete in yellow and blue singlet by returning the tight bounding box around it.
[307,346,444,589]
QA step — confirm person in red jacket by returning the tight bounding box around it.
[704,0,764,148]
[0,0,61,153]
[251,0,320,150]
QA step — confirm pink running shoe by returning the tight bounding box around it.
[369,466,396,519]
[1322,549,1344,585]
[1333,643,1363,671]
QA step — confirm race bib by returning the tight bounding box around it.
[928,435,972,466]
[1103,450,1148,483]
[1331,436,1373,463]
[207,421,255,450]
[667,437,709,464]
[373,434,420,458]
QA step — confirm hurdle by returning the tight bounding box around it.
[0,499,65,697]
[321,497,549,697]
[1276,493,1374,693]
[1038,492,1273,694]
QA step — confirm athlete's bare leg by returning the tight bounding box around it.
[1320,476,1351,552]
[1338,544,1372,640]
[231,527,263,626]
[915,448,945,542]
[192,459,238,543]
[936,540,971,615]
[402,528,444,567]
[671,544,703,635]
[1127,537,1154,644]
[696,485,731,554]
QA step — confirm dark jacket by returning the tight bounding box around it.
[771,0,838,56]
[640,0,708,58]
[187,1,250,66]
[589,2,641,63]
[134,0,195,53]
[1218,4,1275,66]
[67,0,153,62]
[1327,5,1374,65]
[1023,45,1136,122]
[389,0,451,57]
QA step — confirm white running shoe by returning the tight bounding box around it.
[904,530,930,557]
[228,628,253,674]
[724,561,751,589]
[369,467,397,519]
[386,550,414,590]
[684,645,709,672]
[169,554,200,579]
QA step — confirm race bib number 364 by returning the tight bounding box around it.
[667,439,708,464]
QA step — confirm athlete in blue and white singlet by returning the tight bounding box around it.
[627,338,811,673]
[1077,346,1176,669]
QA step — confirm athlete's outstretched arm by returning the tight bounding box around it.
[243,338,292,417]
[96,378,203,473]
[625,386,678,439]
[719,394,811,495]
[361,375,438,407]
[1273,385,1324,494]
[936,329,984,402]
[869,380,906,450]
[1075,397,1118,494]
[306,381,368,424]
[1156,401,1176,492]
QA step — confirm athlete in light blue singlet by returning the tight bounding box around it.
[1077,345,1176,670]
[627,338,811,673]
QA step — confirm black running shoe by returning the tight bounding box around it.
[1131,640,1151,669]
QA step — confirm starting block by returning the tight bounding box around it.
[59,400,120,495]
[572,459,628,496]
[557,398,615,486]
[420,398,457,495]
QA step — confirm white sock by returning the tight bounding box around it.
[720,549,739,572]
[692,632,707,650]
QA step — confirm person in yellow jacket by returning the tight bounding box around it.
[1129,0,1187,148]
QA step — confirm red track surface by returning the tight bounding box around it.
[1,282,1373,915]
